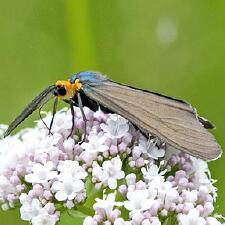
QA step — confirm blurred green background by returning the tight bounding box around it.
[0,0,224,224]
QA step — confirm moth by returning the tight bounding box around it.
[4,71,221,160]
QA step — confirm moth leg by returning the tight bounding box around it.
[49,98,58,135]
[67,100,75,139]
[38,104,52,134]
[77,92,87,143]
[147,132,163,149]
[63,99,78,107]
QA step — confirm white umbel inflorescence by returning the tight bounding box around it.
[0,106,223,225]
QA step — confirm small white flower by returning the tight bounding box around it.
[20,198,43,221]
[190,157,217,199]
[83,216,96,225]
[37,133,62,150]
[52,174,85,201]
[25,161,57,184]
[0,136,29,174]
[190,157,210,184]
[80,134,109,164]
[183,190,198,203]
[134,135,165,160]
[20,199,58,224]
[93,191,123,218]
[0,175,16,198]
[124,186,157,213]
[178,208,206,225]
[142,219,151,225]
[81,135,109,154]
[150,217,161,225]
[57,160,87,180]
[141,164,166,184]
[191,157,209,174]
[49,111,73,133]
[151,179,179,209]
[206,217,221,225]
[31,213,58,225]
[95,156,125,189]
[100,114,129,139]
[19,193,30,204]
[141,164,178,210]
[63,138,75,158]
[163,185,179,209]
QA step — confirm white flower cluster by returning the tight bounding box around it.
[0,107,223,225]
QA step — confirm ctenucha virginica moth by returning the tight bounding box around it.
[4,71,221,160]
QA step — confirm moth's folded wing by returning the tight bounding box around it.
[4,85,55,137]
[85,82,221,160]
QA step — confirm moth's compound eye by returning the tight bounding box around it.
[57,87,67,96]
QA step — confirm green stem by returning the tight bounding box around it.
[64,0,97,69]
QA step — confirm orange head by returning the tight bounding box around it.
[54,79,82,98]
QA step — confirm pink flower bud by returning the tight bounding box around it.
[118,142,128,153]
[161,209,168,216]
[109,145,118,156]
[176,204,183,213]
[126,173,136,185]
[43,190,52,200]
[175,170,186,180]
[182,202,194,214]
[178,177,188,187]
[196,204,204,215]
[132,212,144,224]
[114,218,126,225]
[203,202,214,216]
[142,219,151,225]
[10,176,20,185]
[128,160,135,168]
[167,176,174,182]
[93,214,103,223]
[109,209,121,221]
[135,157,144,167]
[135,180,146,190]
[83,216,97,225]
[118,185,127,196]
[7,194,16,203]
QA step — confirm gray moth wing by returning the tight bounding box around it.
[4,85,55,137]
[84,81,221,160]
